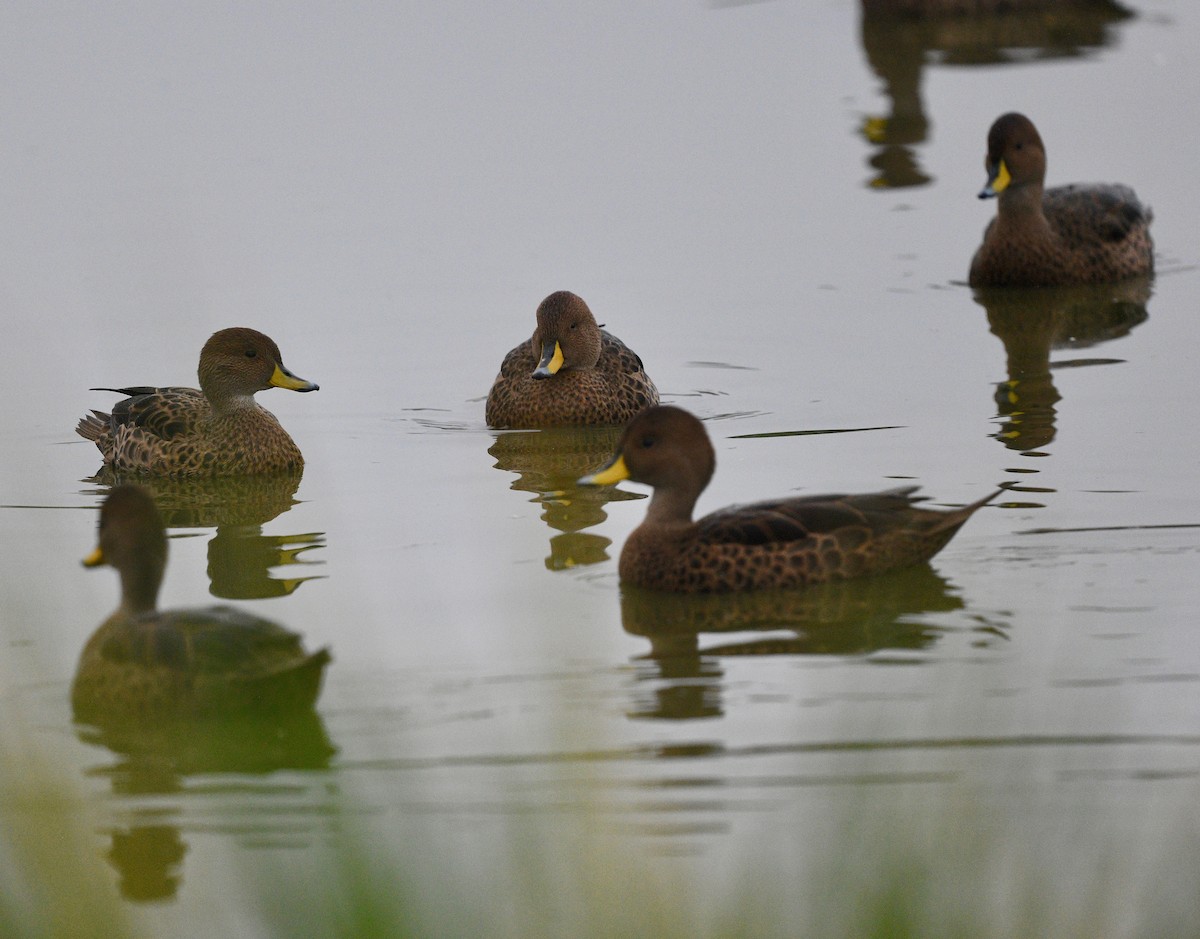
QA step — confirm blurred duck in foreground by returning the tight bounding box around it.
[72,485,330,723]
[970,112,1153,287]
[580,406,1001,594]
[486,291,659,428]
[77,327,318,477]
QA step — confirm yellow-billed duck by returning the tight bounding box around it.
[77,327,318,476]
[580,405,1001,593]
[486,291,659,428]
[970,112,1153,287]
[72,485,330,722]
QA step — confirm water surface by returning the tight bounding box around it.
[2,1,1199,935]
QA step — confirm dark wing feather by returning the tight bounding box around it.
[599,329,647,373]
[697,486,926,547]
[1045,184,1150,246]
[99,387,208,440]
[102,607,306,676]
[495,342,534,379]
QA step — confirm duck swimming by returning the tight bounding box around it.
[970,112,1153,287]
[580,406,1001,594]
[77,327,318,476]
[72,485,330,722]
[486,291,659,428]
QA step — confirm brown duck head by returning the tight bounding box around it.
[530,292,604,379]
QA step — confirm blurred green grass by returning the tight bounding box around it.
[5,685,1200,938]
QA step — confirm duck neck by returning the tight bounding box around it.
[997,182,1051,233]
[118,561,162,618]
[199,363,261,416]
[644,486,699,528]
[207,392,260,416]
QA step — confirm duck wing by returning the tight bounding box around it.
[598,329,649,374]
[99,607,311,676]
[92,608,330,714]
[1045,184,1151,246]
[95,386,209,440]
[697,486,929,546]
[493,341,532,379]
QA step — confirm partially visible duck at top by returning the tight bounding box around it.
[863,0,1132,14]
[969,112,1153,287]
[580,405,1002,594]
[77,327,319,477]
[485,291,659,429]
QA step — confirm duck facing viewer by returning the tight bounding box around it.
[970,112,1153,287]
[486,291,659,428]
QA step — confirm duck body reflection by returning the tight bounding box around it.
[79,706,335,902]
[489,425,646,569]
[621,566,1004,722]
[976,277,1150,451]
[581,406,1000,594]
[73,485,330,723]
[85,470,326,600]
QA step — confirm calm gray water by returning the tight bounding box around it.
[2,1,1199,936]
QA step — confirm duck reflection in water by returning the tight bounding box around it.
[74,484,335,901]
[85,471,325,600]
[857,0,1134,189]
[81,708,335,902]
[488,426,646,570]
[622,565,1007,721]
[975,277,1150,453]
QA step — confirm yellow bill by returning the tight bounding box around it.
[270,364,320,392]
[532,341,564,379]
[978,158,1012,199]
[578,454,630,487]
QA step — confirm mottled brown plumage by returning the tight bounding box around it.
[72,485,330,723]
[580,406,1001,594]
[863,0,1129,14]
[76,327,318,477]
[970,113,1153,287]
[485,291,659,428]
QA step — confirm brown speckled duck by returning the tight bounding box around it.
[72,485,330,723]
[970,113,1153,287]
[863,0,1129,13]
[579,406,1001,594]
[77,327,318,477]
[485,291,659,428]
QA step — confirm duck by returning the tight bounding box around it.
[863,0,1130,14]
[579,405,1001,593]
[76,327,319,477]
[485,291,659,428]
[969,112,1153,287]
[72,484,331,722]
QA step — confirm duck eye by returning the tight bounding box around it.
[245,349,257,358]
[640,435,655,448]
